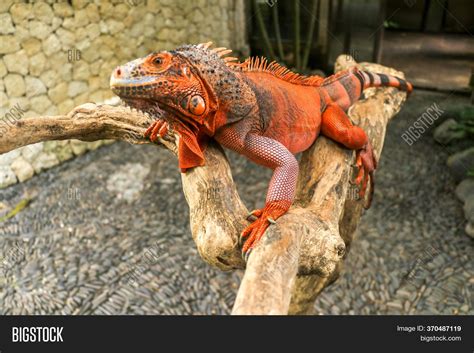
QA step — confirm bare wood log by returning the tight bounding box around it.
[0,56,409,315]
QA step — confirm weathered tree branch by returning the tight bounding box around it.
[0,56,408,315]
[0,103,175,154]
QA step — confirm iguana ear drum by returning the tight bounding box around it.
[188,95,206,116]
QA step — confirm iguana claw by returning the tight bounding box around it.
[353,141,377,209]
[247,209,263,218]
[242,248,252,262]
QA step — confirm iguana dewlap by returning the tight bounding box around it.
[110,42,412,257]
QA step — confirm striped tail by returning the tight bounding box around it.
[321,67,413,111]
[359,70,413,95]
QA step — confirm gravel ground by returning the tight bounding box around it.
[0,90,472,315]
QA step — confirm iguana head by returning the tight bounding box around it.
[111,53,208,124]
[111,43,248,129]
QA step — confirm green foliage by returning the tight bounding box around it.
[383,20,400,29]
[0,198,31,223]
[252,0,318,72]
[455,106,474,137]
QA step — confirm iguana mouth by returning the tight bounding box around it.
[110,67,161,109]
[112,81,195,123]
[110,82,156,100]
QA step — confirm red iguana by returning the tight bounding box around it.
[110,42,412,257]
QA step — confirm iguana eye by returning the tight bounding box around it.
[153,57,163,65]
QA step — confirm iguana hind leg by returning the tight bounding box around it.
[321,104,377,208]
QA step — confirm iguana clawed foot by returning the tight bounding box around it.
[144,119,169,142]
[353,141,377,209]
[240,201,290,259]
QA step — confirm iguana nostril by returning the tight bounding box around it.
[115,68,121,77]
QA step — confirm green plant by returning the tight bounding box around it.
[453,106,474,137]
[252,0,319,71]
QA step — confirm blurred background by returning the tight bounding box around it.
[0,0,473,315]
[249,0,473,92]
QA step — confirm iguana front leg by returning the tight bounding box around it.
[215,127,299,257]
[144,116,208,172]
[144,119,169,142]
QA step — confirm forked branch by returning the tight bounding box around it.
[0,57,409,315]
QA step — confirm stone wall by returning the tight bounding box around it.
[0,0,248,188]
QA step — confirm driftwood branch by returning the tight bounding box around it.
[0,56,409,315]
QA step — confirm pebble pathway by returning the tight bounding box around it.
[0,90,472,315]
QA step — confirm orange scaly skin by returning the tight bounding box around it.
[110,42,413,258]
